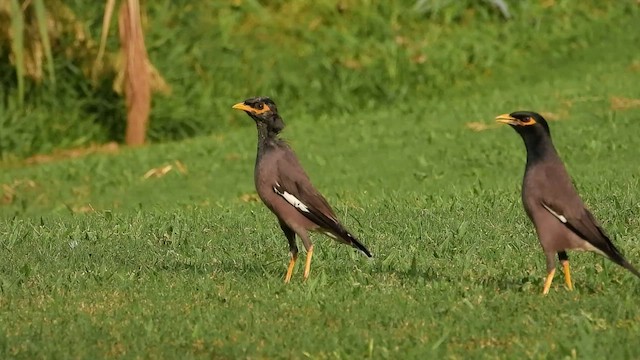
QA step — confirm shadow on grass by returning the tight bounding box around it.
[370,263,544,293]
[143,257,640,297]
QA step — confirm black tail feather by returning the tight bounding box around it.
[619,260,640,279]
[345,232,373,258]
[300,206,373,257]
[613,257,640,278]
[608,247,640,279]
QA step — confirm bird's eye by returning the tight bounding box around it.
[256,103,264,110]
[519,117,537,126]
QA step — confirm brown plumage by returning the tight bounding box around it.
[232,97,372,283]
[497,111,640,294]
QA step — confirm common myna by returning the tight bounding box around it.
[496,111,640,294]
[232,97,372,282]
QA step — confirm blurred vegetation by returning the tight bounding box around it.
[0,0,637,158]
[1,3,640,357]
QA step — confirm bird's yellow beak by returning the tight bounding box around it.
[232,102,253,112]
[495,113,518,125]
[232,102,272,115]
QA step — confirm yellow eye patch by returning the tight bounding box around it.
[232,102,272,115]
[252,104,271,115]
[520,117,536,126]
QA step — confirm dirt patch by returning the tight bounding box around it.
[24,142,120,165]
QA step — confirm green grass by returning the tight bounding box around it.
[2,2,640,359]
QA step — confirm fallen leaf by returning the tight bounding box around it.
[25,142,119,165]
[610,96,640,111]
[465,122,498,132]
[72,204,95,213]
[2,184,15,205]
[174,160,188,174]
[143,165,173,179]
[411,53,427,64]
[1,179,37,205]
[395,36,408,46]
[239,193,261,203]
[342,58,363,70]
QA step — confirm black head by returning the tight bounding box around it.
[495,111,551,137]
[232,96,284,133]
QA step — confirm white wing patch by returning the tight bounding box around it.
[273,183,309,213]
[541,203,567,223]
[323,231,338,239]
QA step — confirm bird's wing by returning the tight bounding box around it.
[271,148,373,257]
[541,199,615,257]
[541,199,640,277]
[533,164,640,277]
[532,163,611,254]
[272,150,341,231]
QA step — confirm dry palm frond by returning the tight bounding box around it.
[32,0,55,84]
[95,0,170,95]
[2,0,170,146]
[1,0,96,97]
[93,0,170,146]
[7,0,25,104]
[92,0,117,82]
[1,0,168,98]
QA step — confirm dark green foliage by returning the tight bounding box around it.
[1,1,637,157]
[1,1,640,358]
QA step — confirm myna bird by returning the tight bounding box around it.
[232,97,372,282]
[496,111,640,294]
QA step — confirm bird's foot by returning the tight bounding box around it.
[542,268,556,295]
[561,260,573,291]
[284,253,298,283]
[303,246,314,281]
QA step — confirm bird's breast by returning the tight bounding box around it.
[521,170,541,221]
[254,154,278,196]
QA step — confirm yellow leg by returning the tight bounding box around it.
[561,260,573,291]
[284,253,298,283]
[542,268,556,295]
[303,245,314,281]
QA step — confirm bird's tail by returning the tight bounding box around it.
[619,260,640,279]
[344,232,373,258]
[608,248,640,279]
[319,218,373,258]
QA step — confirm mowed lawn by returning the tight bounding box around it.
[2,10,640,360]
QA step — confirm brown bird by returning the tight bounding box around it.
[496,111,640,294]
[232,97,372,282]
